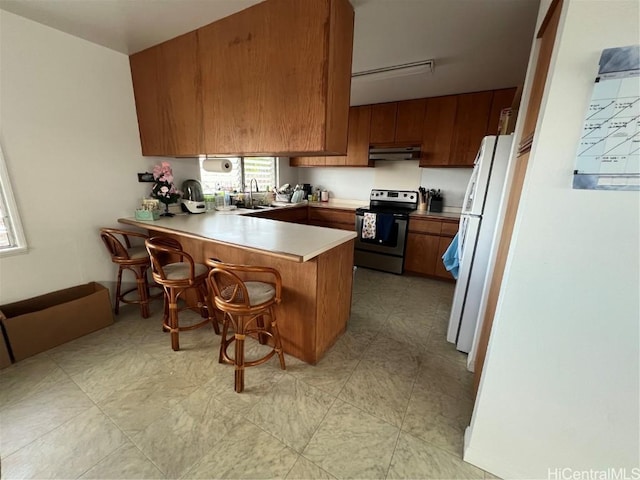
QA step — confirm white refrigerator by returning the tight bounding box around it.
[446,135,514,357]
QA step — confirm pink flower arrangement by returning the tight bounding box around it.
[150,162,181,205]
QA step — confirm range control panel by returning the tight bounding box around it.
[369,189,418,206]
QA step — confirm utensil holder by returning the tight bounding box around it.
[429,199,443,213]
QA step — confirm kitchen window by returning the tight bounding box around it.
[199,157,277,194]
[0,145,27,256]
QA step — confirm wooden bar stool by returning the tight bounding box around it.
[145,236,219,351]
[100,228,158,318]
[206,259,286,393]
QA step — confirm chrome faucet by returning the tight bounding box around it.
[248,178,259,207]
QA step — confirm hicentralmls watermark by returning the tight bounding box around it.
[548,468,640,480]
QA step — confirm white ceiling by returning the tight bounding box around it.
[0,0,540,105]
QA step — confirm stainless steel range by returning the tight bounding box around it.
[354,189,418,274]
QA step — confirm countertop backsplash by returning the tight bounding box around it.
[295,161,472,208]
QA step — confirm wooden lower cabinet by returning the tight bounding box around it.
[405,232,441,275]
[404,217,457,280]
[307,208,355,230]
[250,206,308,224]
[250,205,355,228]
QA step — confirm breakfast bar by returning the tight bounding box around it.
[118,213,356,364]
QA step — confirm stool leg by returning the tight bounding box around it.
[234,317,246,393]
[195,284,208,319]
[269,306,286,371]
[256,315,267,345]
[219,314,231,364]
[114,267,124,315]
[168,288,180,351]
[162,292,169,332]
[199,283,220,335]
[135,267,150,319]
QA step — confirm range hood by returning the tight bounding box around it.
[368,146,421,161]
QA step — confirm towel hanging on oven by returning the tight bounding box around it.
[375,213,395,243]
[362,212,376,239]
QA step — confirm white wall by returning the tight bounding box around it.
[0,11,199,304]
[465,1,640,477]
[295,163,471,208]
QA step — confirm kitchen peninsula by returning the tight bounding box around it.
[118,213,356,364]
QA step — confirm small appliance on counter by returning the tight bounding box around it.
[181,179,206,214]
[302,184,312,200]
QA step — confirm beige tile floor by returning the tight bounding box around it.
[0,268,493,479]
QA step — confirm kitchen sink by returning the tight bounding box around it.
[234,205,275,212]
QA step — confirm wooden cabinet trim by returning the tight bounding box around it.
[473,0,563,396]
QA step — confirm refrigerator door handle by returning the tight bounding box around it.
[460,211,482,218]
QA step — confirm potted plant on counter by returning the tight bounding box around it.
[151,162,181,217]
[429,189,443,213]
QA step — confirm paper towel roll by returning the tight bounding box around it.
[202,158,233,173]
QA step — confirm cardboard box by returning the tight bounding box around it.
[0,326,11,369]
[0,282,114,362]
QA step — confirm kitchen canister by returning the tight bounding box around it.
[321,190,329,202]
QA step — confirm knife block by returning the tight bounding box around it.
[429,198,443,213]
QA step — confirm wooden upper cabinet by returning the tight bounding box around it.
[291,105,373,167]
[370,99,426,145]
[486,87,517,135]
[130,32,202,156]
[395,99,426,143]
[344,105,373,166]
[129,0,354,157]
[420,95,458,167]
[369,103,398,144]
[292,87,516,168]
[450,90,494,166]
[198,0,354,156]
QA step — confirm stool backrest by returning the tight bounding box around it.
[100,228,147,263]
[145,236,198,285]
[208,266,251,308]
[206,260,282,311]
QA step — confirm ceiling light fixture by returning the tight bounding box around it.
[352,59,435,81]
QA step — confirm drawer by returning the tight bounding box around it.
[441,221,459,237]
[408,218,442,234]
[308,208,355,226]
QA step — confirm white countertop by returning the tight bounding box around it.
[119,212,356,263]
[308,200,368,210]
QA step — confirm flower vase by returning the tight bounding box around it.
[160,202,174,217]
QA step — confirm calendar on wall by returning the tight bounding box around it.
[573,45,639,191]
